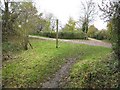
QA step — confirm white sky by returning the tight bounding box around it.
[34,0,107,30]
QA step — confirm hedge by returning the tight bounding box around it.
[58,31,86,39]
[35,31,87,39]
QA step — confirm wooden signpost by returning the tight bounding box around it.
[56,19,58,48]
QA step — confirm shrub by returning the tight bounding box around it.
[94,30,108,40]
[36,31,86,39]
[2,41,23,61]
[87,25,98,38]
[59,31,87,39]
[38,31,56,38]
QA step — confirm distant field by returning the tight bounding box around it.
[2,38,111,88]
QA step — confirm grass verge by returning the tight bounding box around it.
[64,52,118,88]
[2,38,111,88]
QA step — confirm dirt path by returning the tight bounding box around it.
[29,35,112,48]
[42,56,80,88]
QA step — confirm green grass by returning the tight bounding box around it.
[64,50,118,88]
[2,38,111,88]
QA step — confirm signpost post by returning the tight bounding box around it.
[56,19,58,48]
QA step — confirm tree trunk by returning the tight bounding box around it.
[23,35,33,50]
[3,1,9,42]
[23,36,29,50]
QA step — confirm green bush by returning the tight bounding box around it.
[38,31,56,38]
[94,30,108,40]
[2,39,23,53]
[59,31,86,39]
[2,41,22,60]
[36,31,86,39]
[87,25,98,38]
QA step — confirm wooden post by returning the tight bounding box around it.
[56,19,58,48]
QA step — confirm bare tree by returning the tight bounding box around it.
[79,0,97,33]
[44,13,57,31]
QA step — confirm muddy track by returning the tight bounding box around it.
[42,56,80,88]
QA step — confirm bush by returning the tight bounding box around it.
[87,25,98,38]
[94,30,108,40]
[38,31,56,38]
[2,41,22,61]
[36,31,87,39]
[59,31,86,39]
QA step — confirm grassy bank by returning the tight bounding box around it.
[2,38,111,88]
[64,52,118,88]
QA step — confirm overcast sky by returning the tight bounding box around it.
[33,0,107,30]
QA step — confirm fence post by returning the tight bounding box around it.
[56,19,58,48]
